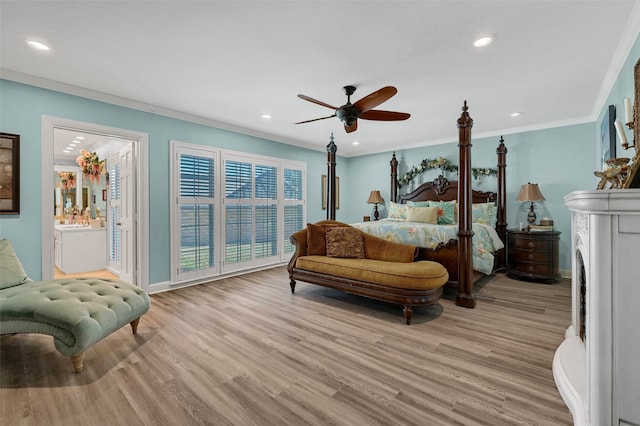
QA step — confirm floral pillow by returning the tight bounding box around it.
[387,201,407,220]
[325,227,365,258]
[405,206,438,224]
[472,202,497,226]
[427,201,456,225]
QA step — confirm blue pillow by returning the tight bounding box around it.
[427,201,456,224]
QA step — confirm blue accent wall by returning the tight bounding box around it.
[0,31,637,280]
[0,79,334,282]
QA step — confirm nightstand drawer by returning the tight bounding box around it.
[512,236,551,250]
[512,249,549,263]
[510,261,553,276]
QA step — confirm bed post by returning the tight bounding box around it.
[495,136,508,270]
[327,133,337,220]
[456,101,475,308]
[390,152,398,202]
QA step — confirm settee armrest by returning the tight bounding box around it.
[360,232,418,263]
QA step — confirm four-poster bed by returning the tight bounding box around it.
[325,102,507,308]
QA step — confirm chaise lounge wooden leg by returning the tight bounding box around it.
[289,279,296,294]
[403,305,413,325]
[70,353,85,373]
[130,318,141,334]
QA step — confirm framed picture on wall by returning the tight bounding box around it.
[600,104,616,169]
[0,132,20,215]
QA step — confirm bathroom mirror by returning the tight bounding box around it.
[54,165,82,217]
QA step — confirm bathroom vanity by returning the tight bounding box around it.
[54,225,107,274]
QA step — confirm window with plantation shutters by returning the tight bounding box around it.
[174,146,218,281]
[171,140,305,285]
[223,155,280,272]
[283,167,304,254]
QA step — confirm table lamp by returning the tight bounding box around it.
[516,183,545,224]
[367,190,384,221]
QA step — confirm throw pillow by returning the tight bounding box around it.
[0,239,31,290]
[325,227,365,258]
[307,223,330,256]
[428,201,456,224]
[387,201,407,220]
[405,206,438,224]
[406,201,430,207]
[472,202,497,226]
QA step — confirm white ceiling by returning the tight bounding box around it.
[2,1,639,157]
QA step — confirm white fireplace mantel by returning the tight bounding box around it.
[554,189,640,426]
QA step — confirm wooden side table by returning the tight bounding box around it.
[506,229,561,283]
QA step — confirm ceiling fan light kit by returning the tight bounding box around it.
[296,85,410,133]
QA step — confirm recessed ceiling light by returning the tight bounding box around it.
[76,136,85,140]
[510,112,523,117]
[69,142,78,146]
[474,34,495,48]
[261,114,272,119]
[27,40,50,51]
[352,141,360,146]
[63,149,72,153]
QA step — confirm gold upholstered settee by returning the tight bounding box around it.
[287,221,449,324]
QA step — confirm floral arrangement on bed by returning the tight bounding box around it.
[398,156,498,188]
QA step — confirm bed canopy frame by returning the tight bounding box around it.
[325,102,507,308]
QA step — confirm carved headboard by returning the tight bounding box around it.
[396,175,497,204]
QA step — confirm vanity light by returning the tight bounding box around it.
[27,40,50,51]
[473,34,495,48]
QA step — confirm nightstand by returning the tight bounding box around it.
[506,229,561,283]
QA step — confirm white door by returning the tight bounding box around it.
[108,143,135,283]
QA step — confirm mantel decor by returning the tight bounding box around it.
[397,156,497,188]
[597,58,640,189]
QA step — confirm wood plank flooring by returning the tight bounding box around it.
[0,267,572,425]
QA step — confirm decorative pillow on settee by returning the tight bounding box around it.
[0,239,31,290]
[306,222,351,255]
[325,227,365,258]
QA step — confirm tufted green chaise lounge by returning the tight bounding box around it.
[0,240,150,373]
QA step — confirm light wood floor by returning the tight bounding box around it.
[0,267,572,425]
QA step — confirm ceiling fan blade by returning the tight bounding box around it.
[360,110,411,121]
[353,86,397,113]
[297,94,338,110]
[345,120,358,133]
[294,114,336,124]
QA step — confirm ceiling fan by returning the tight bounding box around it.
[295,85,411,133]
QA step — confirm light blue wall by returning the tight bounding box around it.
[1,31,637,280]
[0,79,336,282]
[340,123,594,274]
[340,34,638,275]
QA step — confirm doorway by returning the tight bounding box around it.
[42,116,149,291]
